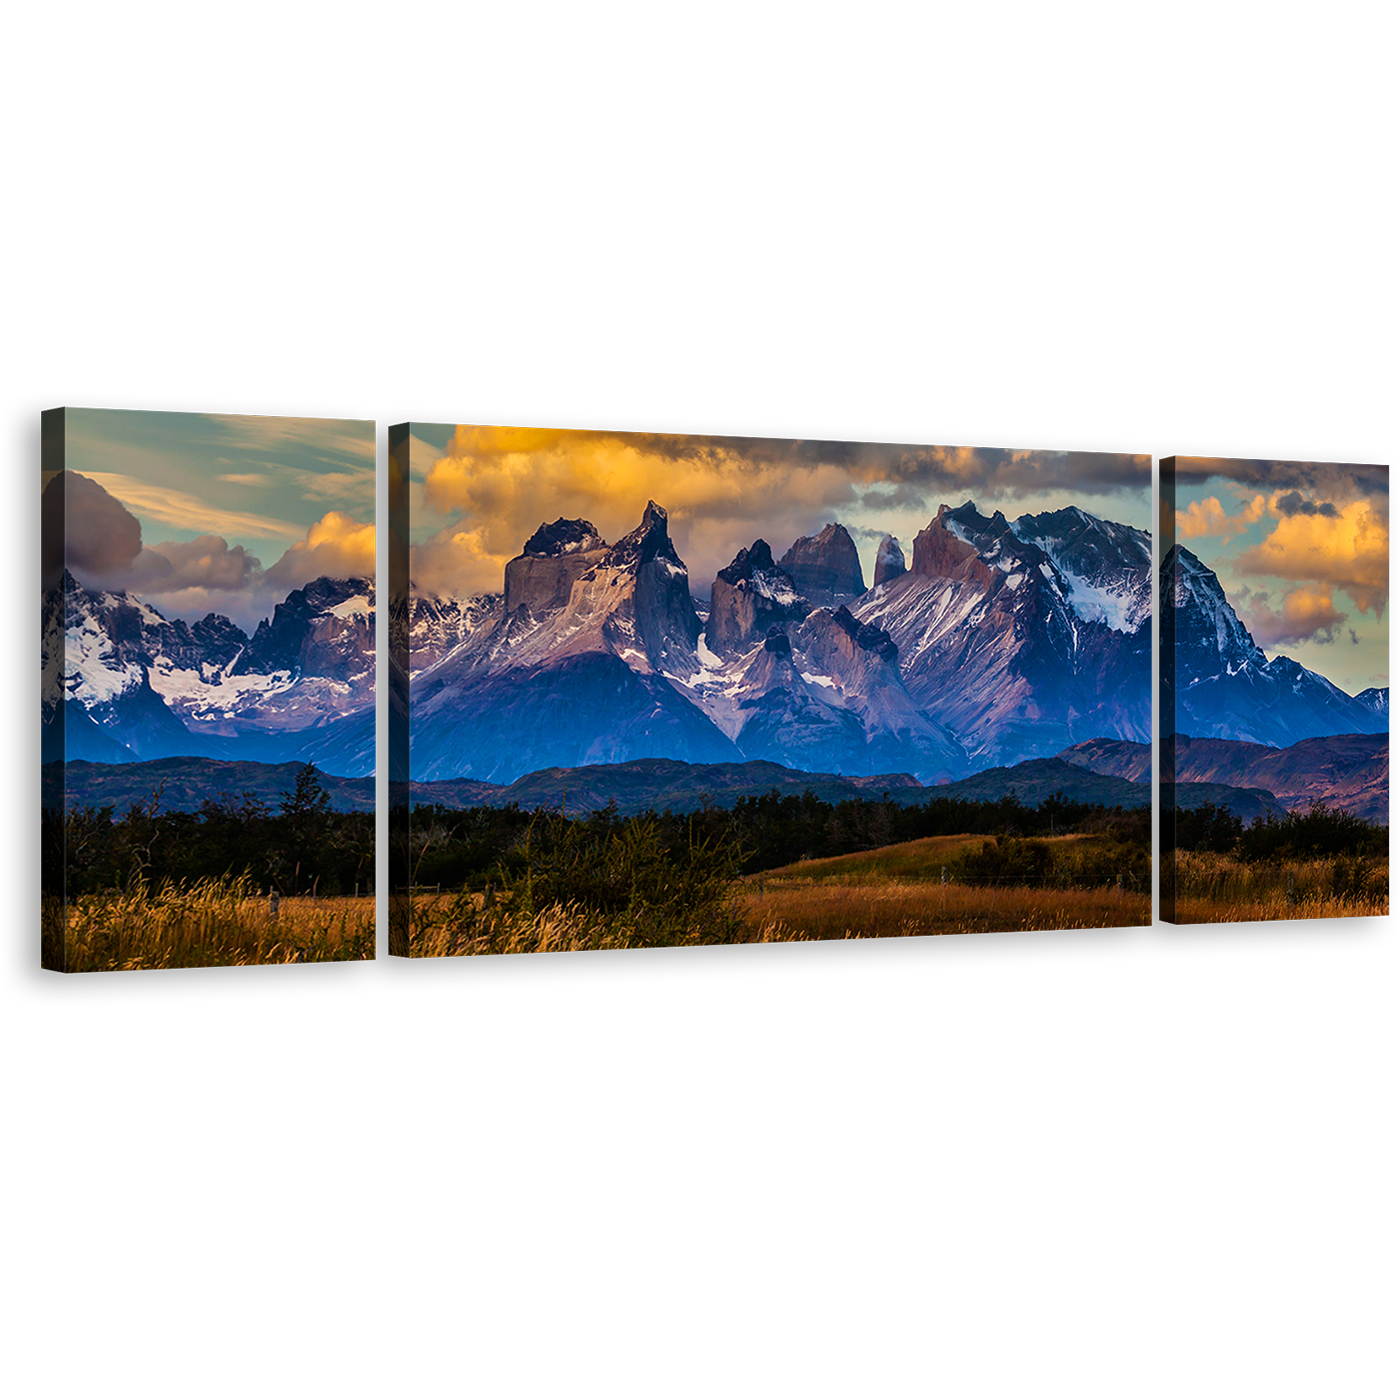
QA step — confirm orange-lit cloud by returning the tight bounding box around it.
[266,510,376,589]
[411,427,1149,597]
[1236,500,1389,616]
[416,427,862,594]
[1176,494,1265,542]
[1240,586,1348,647]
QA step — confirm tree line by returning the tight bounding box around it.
[394,787,1151,893]
[44,764,374,898]
[1164,799,1385,859]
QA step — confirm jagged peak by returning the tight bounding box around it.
[716,539,786,586]
[778,520,864,596]
[604,500,684,570]
[873,534,907,587]
[522,517,606,558]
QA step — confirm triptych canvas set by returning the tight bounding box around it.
[41,409,1390,971]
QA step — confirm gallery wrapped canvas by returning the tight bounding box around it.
[390,425,1152,956]
[1160,456,1389,923]
[42,408,377,971]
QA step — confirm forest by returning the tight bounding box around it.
[44,763,375,900]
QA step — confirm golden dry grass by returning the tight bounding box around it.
[404,889,746,956]
[741,877,1147,939]
[44,877,375,972]
[1167,851,1388,925]
[757,833,999,884]
[401,830,1149,955]
[743,833,1148,937]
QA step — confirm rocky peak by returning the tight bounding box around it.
[708,539,807,653]
[523,517,606,558]
[1162,545,1262,676]
[717,539,780,586]
[873,535,906,587]
[911,507,994,584]
[506,519,607,617]
[239,576,373,679]
[604,500,682,570]
[778,522,865,604]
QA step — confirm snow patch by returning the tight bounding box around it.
[326,596,370,620]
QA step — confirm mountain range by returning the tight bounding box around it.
[1164,732,1388,825]
[405,498,1154,785]
[43,570,375,775]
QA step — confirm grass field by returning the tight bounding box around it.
[741,833,1148,939]
[44,877,375,972]
[403,831,1150,955]
[1166,851,1389,925]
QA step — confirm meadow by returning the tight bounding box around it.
[741,833,1148,939]
[44,877,375,972]
[1166,851,1388,925]
[404,828,1150,956]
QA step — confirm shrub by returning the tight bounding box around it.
[951,835,1054,886]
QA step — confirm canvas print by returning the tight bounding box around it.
[390,425,1152,956]
[42,408,377,971]
[1160,456,1389,923]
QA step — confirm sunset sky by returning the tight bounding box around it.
[400,423,1151,601]
[1170,456,1388,694]
[50,408,375,630]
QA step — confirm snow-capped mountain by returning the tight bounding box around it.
[1009,506,1152,632]
[854,501,1151,766]
[410,502,736,782]
[1355,686,1389,722]
[407,503,965,784]
[706,540,807,652]
[407,590,502,675]
[406,497,1150,785]
[1162,544,1386,746]
[44,570,376,774]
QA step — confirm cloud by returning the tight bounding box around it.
[411,426,1149,596]
[130,535,262,591]
[408,435,446,482]
[1235,499,1389,616]
[49,471,144,577]
[217,473,272,487]
[1176,494,1265,542]
[1274,490,1338,518]
[1169,456,1388,513]
[1241,586,1348,647]
[1350,629,1361,645]
[200,414,375,464]
[265,510,375,590]
[83,471,302,541]
[286,467,376,506]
